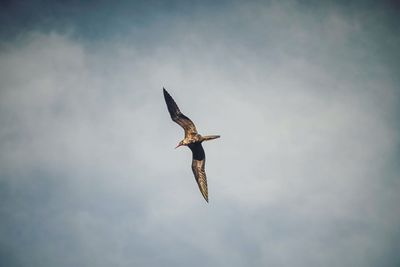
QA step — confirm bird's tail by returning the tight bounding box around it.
[201,135,220,142]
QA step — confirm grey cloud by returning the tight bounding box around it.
[1,1,399,267]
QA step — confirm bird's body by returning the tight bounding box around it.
[163,88,220,202]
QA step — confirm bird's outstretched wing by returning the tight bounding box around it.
[163,88,198,137]
[189,143,208,202]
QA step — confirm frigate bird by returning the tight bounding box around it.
[163,88,220,203]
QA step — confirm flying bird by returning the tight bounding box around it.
[163,88,220,202]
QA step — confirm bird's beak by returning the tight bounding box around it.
[175,143,182,149]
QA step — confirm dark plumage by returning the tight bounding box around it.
[163,88,220,202]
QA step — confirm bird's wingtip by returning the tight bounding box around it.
[163,87,169,96]
[203,194,209,203]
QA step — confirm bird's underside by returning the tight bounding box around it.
[163,88,220,202]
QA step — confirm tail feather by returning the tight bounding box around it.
[201,135,220,141]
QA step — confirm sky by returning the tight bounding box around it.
[0,0,399,266]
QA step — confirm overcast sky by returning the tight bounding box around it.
[0,1,399,266]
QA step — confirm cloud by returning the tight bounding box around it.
[0,1,399,267]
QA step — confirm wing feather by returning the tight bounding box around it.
[163,88,197,137]
[189,143,208,202]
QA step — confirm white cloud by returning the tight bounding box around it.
[0,2,399,266]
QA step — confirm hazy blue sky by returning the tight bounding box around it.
[1,1,399,266]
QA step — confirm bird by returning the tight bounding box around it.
[163,88,220,202]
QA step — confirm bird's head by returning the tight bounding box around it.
[175,140,186,149]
